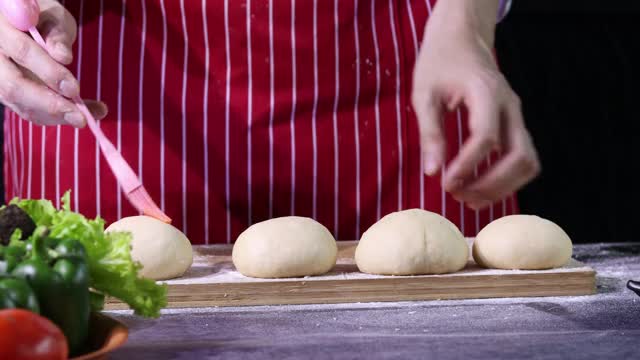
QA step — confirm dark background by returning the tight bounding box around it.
[1,2,637,243]
[495,1,640,243]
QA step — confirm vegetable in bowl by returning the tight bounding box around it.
[0,191,167,355]
[6,191,167,317]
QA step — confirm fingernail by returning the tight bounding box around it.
[465,192,485,203]
[64,112,85,127]
[55,42,70,55]
[468,200,491,210]
[467,202,481,210]
[59,79,79,98]
[424,155,439,175]
[54,43,72,62]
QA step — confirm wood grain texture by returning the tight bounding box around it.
[105,241,596,309]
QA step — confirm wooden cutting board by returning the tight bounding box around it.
[105,240,596,309]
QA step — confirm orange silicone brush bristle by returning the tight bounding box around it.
[128,187,172,223]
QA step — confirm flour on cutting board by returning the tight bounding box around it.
[165,253,592,286]
[104,242,636,316]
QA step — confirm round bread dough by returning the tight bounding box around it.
[472,215,572,270]
[355,209,468,275]
[105,216,193,280]
[232,217,337,278]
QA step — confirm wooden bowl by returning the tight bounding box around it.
[71,312,129,360]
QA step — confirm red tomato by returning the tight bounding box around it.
[0,309,68,360]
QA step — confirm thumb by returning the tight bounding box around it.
[37,2,77,65]
[412,91,446,176]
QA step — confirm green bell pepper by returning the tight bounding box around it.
[12,232,90,356]
[0,288,14,308]
[53,237,88,260]
[0,277,40,313]
[0,245,27,274]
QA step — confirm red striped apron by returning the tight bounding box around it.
[4,0,518,244]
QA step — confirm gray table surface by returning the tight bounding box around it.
[107,243,640,360]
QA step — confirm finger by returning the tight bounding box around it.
[451,103,540,205]
[466,201,492,210]
[84,100,109,120]
[36,0,77,64]
[0,17,80,99]
[0,53,84,127]
[18,64,107,121]
[453,148,537,208]
[412,90,446,176]
[443,81,502,192]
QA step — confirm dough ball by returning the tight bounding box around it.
[472,215,572,270]
[106,216,193,280]
[355,209,468,275]
[232,217,337,278]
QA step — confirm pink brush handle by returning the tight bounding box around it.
[72,97,143,194]
[0,0,39,31]
[29,27,46,47]
[28,26,143,194]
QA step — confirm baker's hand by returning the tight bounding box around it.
[0,0,107,127]
[412,0,539,209]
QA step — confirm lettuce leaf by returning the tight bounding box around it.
[10,192,167,317]
[8,228,25,248]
